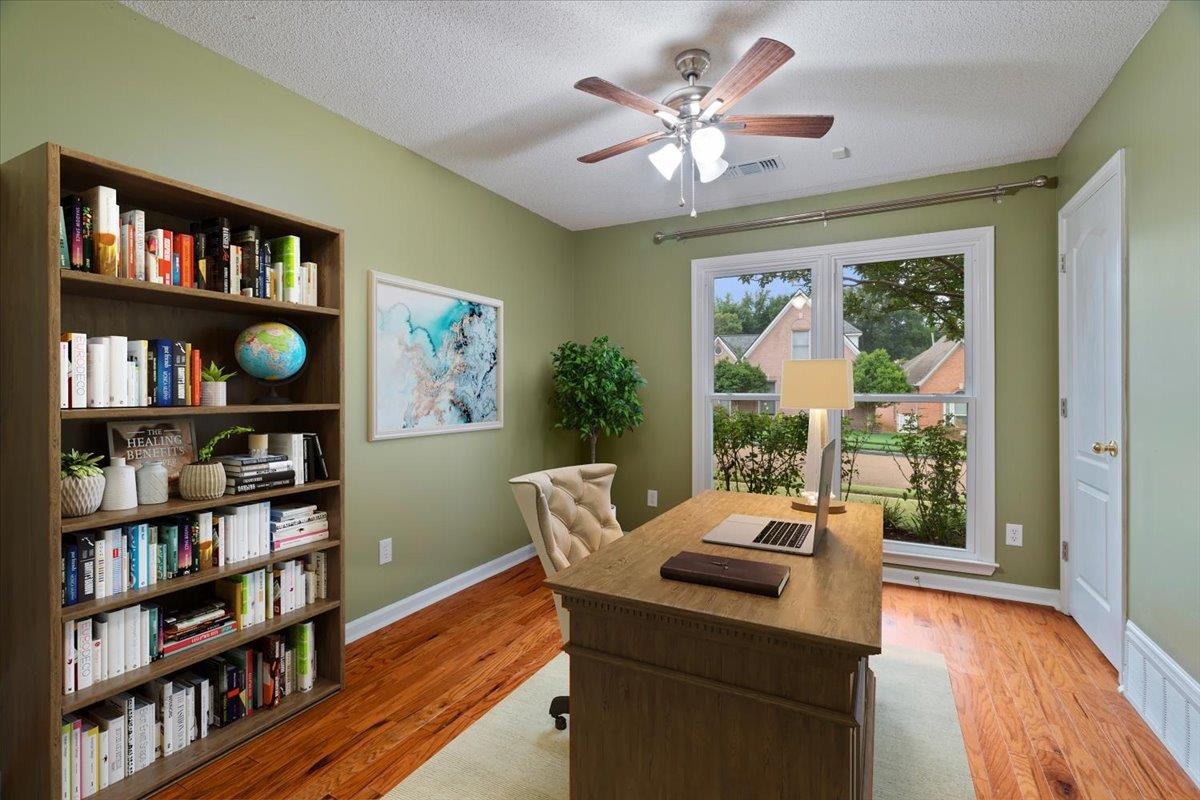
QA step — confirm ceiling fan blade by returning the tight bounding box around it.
[700,38,794,114]
[577,132,668,164]
[574,77,679,121]
[724,114,834,138]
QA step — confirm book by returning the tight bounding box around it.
[225,475,295,495]
[266,433,306,486]
[107,418,197,488]
[58,206,68,269]
[176,232,194,288]
[127,340,149,409]
[232,226,260,297]
[107,334,128,407]
[160,619,237,657]
[119,209,146,280]
[63,620,76,694]
[74,533,96,602]
[172,341,187,405]
[86,338,109,408]
[201,217,230,293]
[61,332,89,409]
[63,195,84,270]
[660,550,791,598]
[82,186,119,277]
[270,236,301,303]
[60,341,69,408]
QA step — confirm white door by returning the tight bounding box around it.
[1058,150,1125,667]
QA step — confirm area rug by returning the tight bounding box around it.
[384,645,974,800]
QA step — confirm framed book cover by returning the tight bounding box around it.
[369,270,503,440]
[107,419,197,489]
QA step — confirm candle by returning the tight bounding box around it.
[249,433,268,456]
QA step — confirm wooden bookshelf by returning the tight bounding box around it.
[0,143,347,799]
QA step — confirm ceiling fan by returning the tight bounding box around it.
[574,38,834,216]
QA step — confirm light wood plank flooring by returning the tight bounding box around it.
[154,559,1198,799]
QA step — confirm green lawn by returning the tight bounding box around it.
[845,431,906,453]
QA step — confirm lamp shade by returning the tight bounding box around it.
[780,358,854,410]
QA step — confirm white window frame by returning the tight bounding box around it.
[691,227,997,575]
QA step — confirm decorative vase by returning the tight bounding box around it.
[179,462,226,501]
[200,382,227,407]
[135,460,169,505]
[61,474,105,518]
[100,457,137,511]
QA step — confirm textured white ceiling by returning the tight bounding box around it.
[123,0,1165,230]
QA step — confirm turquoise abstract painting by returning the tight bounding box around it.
[369,272,503,440]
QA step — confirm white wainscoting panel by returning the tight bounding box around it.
[346,544,536,643]
[1122,621,1200,787]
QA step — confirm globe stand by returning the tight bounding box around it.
[254,383,294,405]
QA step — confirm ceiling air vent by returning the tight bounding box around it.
[720,156,784,181]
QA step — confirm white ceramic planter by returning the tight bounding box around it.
[179,462,226,500]
[100,457,137,511]
[135,460,169,504]
[200,382,228,407]
[61,474,105,518]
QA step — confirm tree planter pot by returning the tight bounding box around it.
[61,474,105,518]
[200,382,228,407]
[179,462,226,500]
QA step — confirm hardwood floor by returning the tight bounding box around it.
[154,559,1198,800]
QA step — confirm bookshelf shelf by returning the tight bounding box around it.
[60,540,340,622]
[63,600,340,714]
[0,142,346,799]
[61,479,341,533]
[60,270,341,317]
[61,403,340,420]
[89,678,340,800]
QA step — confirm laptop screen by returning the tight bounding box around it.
[816,439,837,535]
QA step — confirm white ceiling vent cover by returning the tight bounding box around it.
[720,157,785,180]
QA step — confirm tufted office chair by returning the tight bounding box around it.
[508,463,623,730]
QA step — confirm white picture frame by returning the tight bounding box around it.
[368,270,504,441]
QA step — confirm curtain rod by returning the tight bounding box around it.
[652,175,1058,244]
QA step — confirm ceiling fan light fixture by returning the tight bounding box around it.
[696,156,729,183]
[690,126,726,163]
[648,142,683,180]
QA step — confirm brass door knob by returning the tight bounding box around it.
[1091,440,1119,456]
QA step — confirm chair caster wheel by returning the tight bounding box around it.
[554,715,567,731]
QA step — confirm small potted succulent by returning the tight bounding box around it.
[61,449,106,517]
[179,425,253,500]
[200,361,237,407]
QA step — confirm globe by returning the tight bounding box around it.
[235,321,307,383]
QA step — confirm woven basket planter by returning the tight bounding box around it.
[179,462,226,501]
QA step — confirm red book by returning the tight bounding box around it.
[176,233,194,288]
[190,347,201,405]
[162,231,174,284]
[159,619,237,656]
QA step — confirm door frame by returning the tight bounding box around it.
[1057,149,1128,645]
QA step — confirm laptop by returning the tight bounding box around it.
[701,439,837,556]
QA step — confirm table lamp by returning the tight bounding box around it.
[780,358,854,513]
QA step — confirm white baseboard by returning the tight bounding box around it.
[345,544,536,644]
[882,566,1061,609]
[1121,621,1200,787]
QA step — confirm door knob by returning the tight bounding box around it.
[1091,440,1118,456]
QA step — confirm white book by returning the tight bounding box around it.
[105,694,136,778]
[66,332,88,408]
[63,620,76,694]
[80,721,99,798]
[123,606,141,670]
[128,340,149,408]
[120,209,146,280]
[266,433,305,486]
[87,704,125,786]
[215,515,226,568]
[181,681,196,743]
[107,335,128,407]
[60,719,71,800]
[66,715,82,800]
[94,544,107,600]
[133,697,153,770]
[171,682,188,749]
[256,568,266,623]
[148,525,158,585]
[97,728,109,789]
[104,529,123,595]
[93,619,107,682]
[85,340,108,408]
[60,341,69,409]
[126,361,139,411]
[139,607,151,667]
[75,618,93,690]
[260,503,271,557]
[152,679,175,756]
[99,614,123,676]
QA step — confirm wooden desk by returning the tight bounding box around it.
[546,491,883,800]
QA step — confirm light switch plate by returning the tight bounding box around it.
[379,537,393,564]
[1005,523,1023,547]
[647,489,658,508]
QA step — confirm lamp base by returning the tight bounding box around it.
[792,491,847,515]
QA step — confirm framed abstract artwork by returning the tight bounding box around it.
[369,271,503,440]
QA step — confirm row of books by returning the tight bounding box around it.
[62,501,330,608]
[60,622,316,799]
[219,440,330,491]
[60,186,321,305]
[59,332,206,409]
[64,556,326,696]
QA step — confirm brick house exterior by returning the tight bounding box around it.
[874,338,966,431]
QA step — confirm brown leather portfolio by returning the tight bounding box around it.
[660,550,791,598]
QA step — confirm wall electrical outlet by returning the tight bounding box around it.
[647,489,658,508]
[1005,523,1023,547]
[379,537,393,565]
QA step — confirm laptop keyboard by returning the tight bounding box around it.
[753,519,812,551]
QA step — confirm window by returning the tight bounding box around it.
[790,330,811,360]
[693,228,995,575]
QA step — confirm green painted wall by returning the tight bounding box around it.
[574,160,1061,589]
[1058,0,1200,679]
[0,0,577,620]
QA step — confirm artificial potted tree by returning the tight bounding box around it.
[200,361,236,407]
[60,449,106,518]
[179,425,254,500]
[550,336,645,463]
